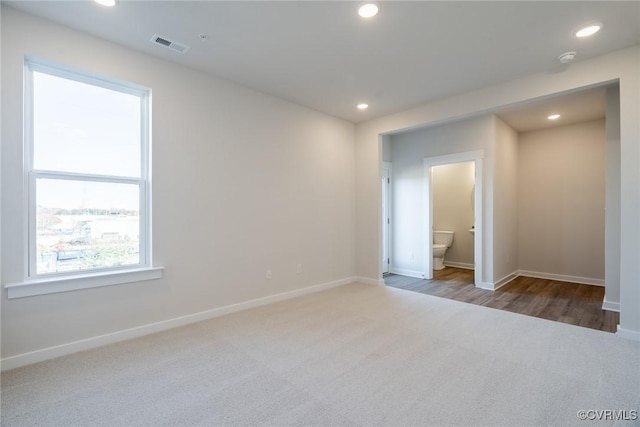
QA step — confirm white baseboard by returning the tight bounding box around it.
[389,268,424,279]
[0,277,353,372]
[492,271,520,290]
[616,326,640,341]
[355,276,385,286]
[517,270,604,287]
[443,261,475,270]
[477,282,496,291]
[477,272,518,291]
[602,298,620,312]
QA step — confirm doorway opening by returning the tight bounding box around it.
[424,151,483,287]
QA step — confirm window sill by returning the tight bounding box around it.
[4,267,164,299]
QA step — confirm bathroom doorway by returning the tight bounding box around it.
[423,151,483,287]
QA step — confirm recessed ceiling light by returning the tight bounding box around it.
[574,23,602,38]
[357,103,369,110]
[94,0,117,6]
[548,114,561,120]
[358,2,379,18]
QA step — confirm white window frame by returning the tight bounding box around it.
[5,57,162,299]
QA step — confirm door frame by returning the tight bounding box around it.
[423,150,483,287]
[382,162,392,274]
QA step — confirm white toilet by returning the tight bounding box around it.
[433,230,454,270]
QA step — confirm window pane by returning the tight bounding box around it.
[36,179,140,274]
[33,71,141,177]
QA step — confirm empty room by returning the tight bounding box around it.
[1,1,639,426]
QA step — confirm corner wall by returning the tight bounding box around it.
[1,7,356,362]
[492,117,519,285]
[518,120,606,283]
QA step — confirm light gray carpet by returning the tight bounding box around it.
[2,283,639,426]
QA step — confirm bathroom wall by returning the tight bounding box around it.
[518,119,606,283]
[432,162,475,268]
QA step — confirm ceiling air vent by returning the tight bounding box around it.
[150,34,190,54]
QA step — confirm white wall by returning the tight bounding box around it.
[1,7,356,361]
[355,45,640,338]
[382,135,392,162]
[518,120,606,282]
[389,115,494,281]
[493,117,519,284]
[605,86,621,309]
[432,162,475,267]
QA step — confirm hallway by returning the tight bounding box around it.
[384,268,619,333]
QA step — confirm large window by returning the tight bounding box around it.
[25,58,151,279]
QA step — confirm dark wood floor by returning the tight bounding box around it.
[384,267,619,333]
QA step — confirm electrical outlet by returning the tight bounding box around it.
[296,264,302,274]
[266,270,272,280]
